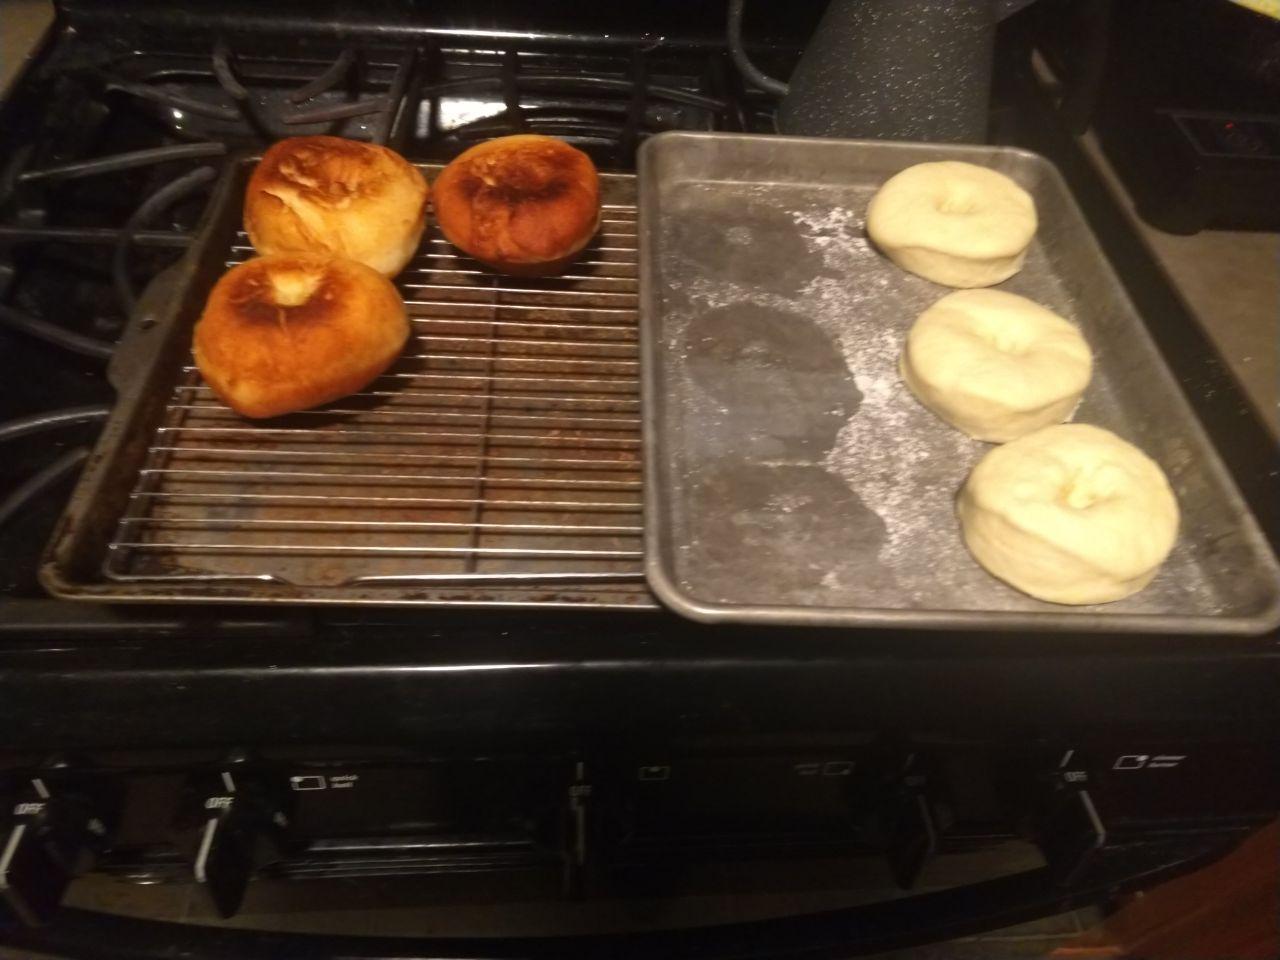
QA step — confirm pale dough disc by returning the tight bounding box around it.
[866,161,1037,287]
[958,424,1180,605]
[900,289,1093,442]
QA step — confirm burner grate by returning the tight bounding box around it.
[97,170,654,608]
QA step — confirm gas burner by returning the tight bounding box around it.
[412,45,765,162]
[97,46,413,147]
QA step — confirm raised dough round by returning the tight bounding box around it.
[867,161,1037,287]
[900,289,1093,442]
[958,424,1180,605]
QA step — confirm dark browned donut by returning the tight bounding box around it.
[193,253,408,418]
[432,134,600,275]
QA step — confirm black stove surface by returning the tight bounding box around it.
[0,0,1277,676]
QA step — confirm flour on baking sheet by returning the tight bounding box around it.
[660,182,1218,615]
[786,208,984,602]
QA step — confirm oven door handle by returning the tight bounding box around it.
[0,845,1220,960]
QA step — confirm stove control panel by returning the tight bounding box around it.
[0,738,1273,923]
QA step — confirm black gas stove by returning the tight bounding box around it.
[1,2,1278,957]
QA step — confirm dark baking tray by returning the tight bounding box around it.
[40,156,653,608]
[638,132,1280,634]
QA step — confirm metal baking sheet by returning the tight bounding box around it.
[638,132,1280,634]
[40,157,654,608]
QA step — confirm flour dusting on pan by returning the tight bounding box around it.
[654,171,1236,622]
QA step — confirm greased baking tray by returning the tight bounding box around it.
[638,132,1280,634]
[40,157,654,608]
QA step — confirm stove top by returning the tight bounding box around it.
[0,11,1276,955]
[0,0,1276,649]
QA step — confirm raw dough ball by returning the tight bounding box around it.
[900,289,1092,442]
[958,424,1180,605]
[867,161,1037,287]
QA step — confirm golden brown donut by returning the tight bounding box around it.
[432,134,600,275]
[244,136,428,276]
[193,254,408,419]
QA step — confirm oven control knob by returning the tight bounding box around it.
[886,780,939,890]
[185,768,291,918]
[562,761,597,897]
[1033,763,1107,886]
[845,750,941,890]
[0,773,120,926]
